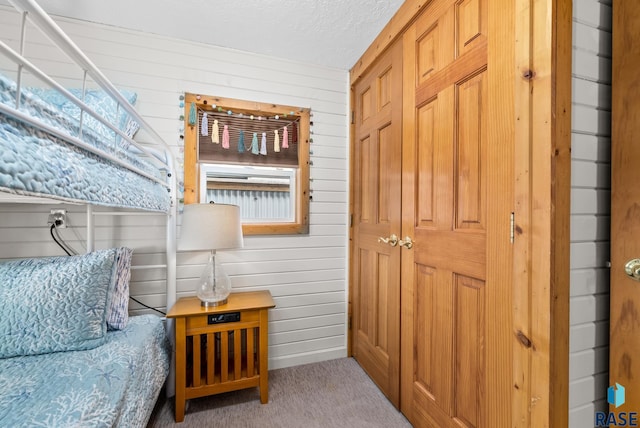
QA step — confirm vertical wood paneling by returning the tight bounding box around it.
[456,71,486,230]
[417,25,439,85]
[378,69,392,109]
[417,100,436,226]
[456,0,484,57]
[454,274,485,428]
[377,252,389,351]
[569,0,612,426]
[378,125,392,223]
[415,265,435,394]
[360,136,372,223]
[0,5,348,370]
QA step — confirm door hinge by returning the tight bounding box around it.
[510,212,515,244]
[351,111,355,124]
[349,214,353,227]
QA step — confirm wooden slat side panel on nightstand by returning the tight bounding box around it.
[207,333,215,384]
[247,328,255,376]
[192,335,201,388]
[221,332,229,383]
[185,332,261,384]
[234,329,242,379]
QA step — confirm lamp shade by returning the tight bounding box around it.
[178,203,244,252]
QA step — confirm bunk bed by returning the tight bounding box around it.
[0,1,177,426]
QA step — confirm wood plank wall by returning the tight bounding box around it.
[569,0,612,425]
[0,6,349,370]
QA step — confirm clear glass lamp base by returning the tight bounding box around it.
[200,298,228,307]
[196,251,231,308]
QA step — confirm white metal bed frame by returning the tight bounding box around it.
[0,0,178,327]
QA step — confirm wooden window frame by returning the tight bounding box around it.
[183,93,310,235]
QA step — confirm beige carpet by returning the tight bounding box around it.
[147,357,412,428]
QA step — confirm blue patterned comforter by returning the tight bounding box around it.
[0,315,170,428]
[0,74,171,211]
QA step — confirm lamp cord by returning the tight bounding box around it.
[129,296,166,316]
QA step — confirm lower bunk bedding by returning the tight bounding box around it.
[0,315,170,428]
[0,248,170,427]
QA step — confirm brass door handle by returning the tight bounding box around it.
[378,234,399,247]
[399,236,414,249]
[625,259,640,281]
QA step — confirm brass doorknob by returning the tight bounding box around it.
[399,236,414,249]
[625,259,640,281]
[378,234,399,247]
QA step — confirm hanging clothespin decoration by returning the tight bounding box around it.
[282,126,289,149]
[260,132,267,155]
[238,130,246,152]
[274,129,280,152]
[201,112,209,136]
[211,119,220,144]
[188,102,197,126]
[222,125,230,149]
[251,132,259,154]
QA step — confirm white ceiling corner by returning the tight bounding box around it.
[23,0,405,70]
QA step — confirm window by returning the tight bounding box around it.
[183,93,310,235]
[200,164,296,223]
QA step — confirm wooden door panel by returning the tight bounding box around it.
[402,0,488,426]
[360,87,372,123]
[416,100,437,226]
[454,274,485,428]
[456,70,487,230]
[351,39,403,408]
[377,67,393,111]
[414,266,454,413]
[358,135,372,223]
[456,0,487,57]
[378,124,395,224]
[410,268,487,428]
[611,0,640,412]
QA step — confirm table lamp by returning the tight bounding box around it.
[178,203,244,307]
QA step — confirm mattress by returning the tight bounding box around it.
[0,314,170,428]
[0,74,171,211]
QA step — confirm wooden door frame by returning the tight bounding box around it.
[348,0,572,426]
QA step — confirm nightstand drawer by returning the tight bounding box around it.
[185,310,260,331]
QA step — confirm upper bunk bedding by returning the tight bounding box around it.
[0,314,170,428]
[0,73,172,212]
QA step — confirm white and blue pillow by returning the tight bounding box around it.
[0,247,134,358]
[0,249,118,358]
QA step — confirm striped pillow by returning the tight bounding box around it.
[106,247,133,330]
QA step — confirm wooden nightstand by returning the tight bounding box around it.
[166,290,276,422]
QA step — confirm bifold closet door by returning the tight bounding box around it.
[351,39,403,408]
[400,0,512,426]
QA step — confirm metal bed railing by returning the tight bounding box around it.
[2,0,178,318]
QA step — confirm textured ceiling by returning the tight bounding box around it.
[17,0,405,70]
